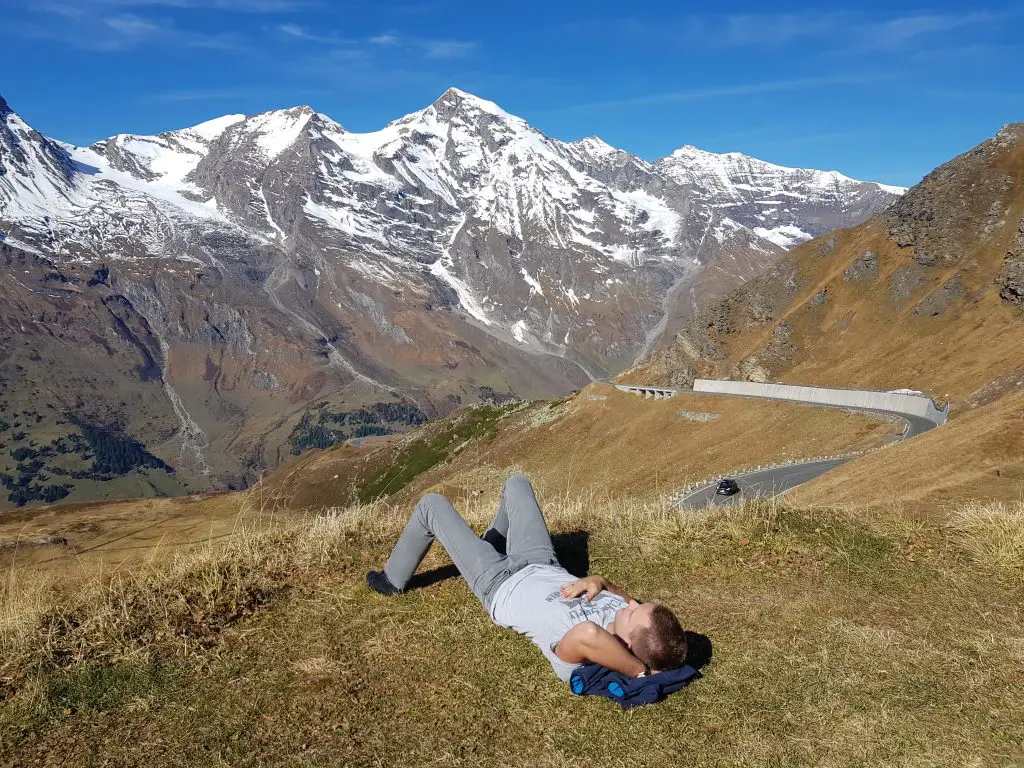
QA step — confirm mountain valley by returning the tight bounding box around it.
[0,88,902,507]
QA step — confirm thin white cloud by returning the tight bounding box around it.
[14,10,248,51]
[104,13,162,37]
[556,75,882,112]
[275,25,475,62]
[75,0,312,11]
[697,12,846,47]
[420,40,477,59]
[682,10,1005,52]
[867,13,1000,50]
[276,23,355,44]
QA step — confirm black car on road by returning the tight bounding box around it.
[715,478,740,496]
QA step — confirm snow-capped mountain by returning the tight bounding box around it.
[658,145,904,249]
[0,88,903,501]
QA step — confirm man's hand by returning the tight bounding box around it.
[560,575,606,601]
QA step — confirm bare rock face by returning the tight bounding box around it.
[0,88,905,506]
[744,262,801,324]
[736,321,799,382]
[736,356,773,382]
[996,218,1024,307]
[843,250,879,283]
[806,288,829,308]
[913,276,966,317]
[890,266,928,305]
[887,123,1024,267]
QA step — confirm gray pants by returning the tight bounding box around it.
[383,474,559,611]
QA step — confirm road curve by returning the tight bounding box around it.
[671,400,938,508]
[677,457,851,508]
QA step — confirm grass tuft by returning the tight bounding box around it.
[947,499,1024,570]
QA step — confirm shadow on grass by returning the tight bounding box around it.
[684,631,713,670]
[406,530,591,590]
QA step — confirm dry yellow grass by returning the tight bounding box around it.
[1,484,1022,766]
[790,389,1024,512]
[0,387,901,576]
[279,383,901,513]
[947,500,1024,570]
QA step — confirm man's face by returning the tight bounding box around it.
[614,599,656,648]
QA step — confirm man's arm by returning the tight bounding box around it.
[559,575,636,603]
[554,621,647,677]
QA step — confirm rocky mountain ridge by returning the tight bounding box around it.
[627,121,1024,408]
[2,89,902,352]
[0,87,902,507]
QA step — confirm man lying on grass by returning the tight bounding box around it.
[367,474,688,681]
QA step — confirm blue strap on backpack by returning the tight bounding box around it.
[569,663,701,709]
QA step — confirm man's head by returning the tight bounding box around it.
[613,600,688,672]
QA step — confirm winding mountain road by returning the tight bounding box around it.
[660,395,939,508]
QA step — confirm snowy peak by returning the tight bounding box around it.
[233,105,316,160]
[661,143,906,195]
[0,96,77,219]
[184,113,248,142]
[426,87,518,123]
[389,88,532,150]
[572,136,621,156]
[657,143,905,248]
[0,87,904,300]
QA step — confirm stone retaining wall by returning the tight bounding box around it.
[691,379,949,425]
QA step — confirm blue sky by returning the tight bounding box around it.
[1,0,1021,186]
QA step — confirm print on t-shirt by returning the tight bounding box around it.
[544,589,621,624]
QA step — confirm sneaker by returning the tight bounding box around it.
[366,570,403,596]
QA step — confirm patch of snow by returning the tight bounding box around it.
[510,319,528,343]
[610,188,680,242]
[304,198,389,244]
[608,244,635,263]
[569,208,596,223]
[429,213,492,326]
[0,233,42,254]
[752,224,812,249]
[520,267,543,296]
[67,145,228,223]
[877,182,909,195]
[187,114,245,141]
[260,187,286,240]
[571,136,620,156]
[711,216,745,243]
[246,108,312,160]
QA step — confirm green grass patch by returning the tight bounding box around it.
[42,662,179,715]
[357,403,520,503]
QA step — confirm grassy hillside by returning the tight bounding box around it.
[1,490,1021,766]
[0,386,901,574]
[791,388,1024,511]
[267,383,900,514]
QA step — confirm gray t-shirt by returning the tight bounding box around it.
[488,563,627,681]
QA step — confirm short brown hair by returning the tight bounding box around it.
[631,605,688,670]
